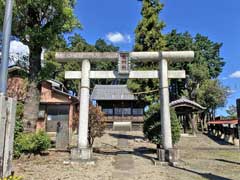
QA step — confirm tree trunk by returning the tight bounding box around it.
[189,113,196,136]
[183,114,187,133]
[200,113,204,133]
[213,108,216,120]
[23,47,42,132]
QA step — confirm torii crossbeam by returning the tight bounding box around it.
[56,51,194,162]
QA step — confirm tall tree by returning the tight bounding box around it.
[134,0,165,51]
[165,30,225,101]
[0,0,80,131]
[197,79,229,120]
[226,105,237,119]
[166,30,228,122]
[128,0,166,104]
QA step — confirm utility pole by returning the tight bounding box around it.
[0,0,16,178]
[236,99,240,150]
[0,0,14,94]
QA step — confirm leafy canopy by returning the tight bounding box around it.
[41,34,119,93]
[0,0,80,49]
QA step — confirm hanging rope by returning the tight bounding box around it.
[133,89,159,95]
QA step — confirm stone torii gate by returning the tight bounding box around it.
[56,51,194,162]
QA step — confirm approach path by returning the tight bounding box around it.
[13,131,240,180]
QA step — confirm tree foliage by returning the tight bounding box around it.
[0,0,80,131]
[226,105,237,119]
[143,103,181,146]
[14,102,24,138]
[134,0,165,51]
[0,0,80,79]
[166,30,225,101]
[165,30,228,121]
[196,79,229,119]
[128,0,166,104]
[42,34,119,94]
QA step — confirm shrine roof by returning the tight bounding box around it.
[91,85,137,101]
[170,97,206,111]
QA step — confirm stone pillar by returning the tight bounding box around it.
[72,59,92,160]
[0,95,17,178]
[0,95,7,178]
[159,59,173,150]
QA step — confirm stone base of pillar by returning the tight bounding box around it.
[157,148,179,163]
[70,147,92,161]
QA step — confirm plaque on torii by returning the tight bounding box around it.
[55,51,194,162]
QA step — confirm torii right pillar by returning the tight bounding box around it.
[158,51,194,163]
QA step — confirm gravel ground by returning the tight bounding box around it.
[13,131,240,180]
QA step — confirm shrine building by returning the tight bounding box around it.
[91,85,145,130]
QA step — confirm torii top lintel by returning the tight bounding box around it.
[55,51,194,63]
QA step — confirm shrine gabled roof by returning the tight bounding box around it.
[170,97,206,111]
[91,85,137,101]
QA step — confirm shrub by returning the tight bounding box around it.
[72,104,106,147]
[143,103,181,147]
[14,102,24,138]
[14,131,51,157]
[88,105,106,147]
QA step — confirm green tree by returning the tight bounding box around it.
[226,105,237,119]
[128,0,166,104]
[93,39,119,85]
[0,0,80,131]
[134,0,165,51]
[166,30,225,101]
[197,79,229,120]
[166,30,228,124]
[42,35,119,94]
[143,103,181,147]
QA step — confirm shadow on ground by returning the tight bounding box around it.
[95,146,156,161]
[109,133,145,140]
[99,133,156,161]
[173,166,232,180]
[203,133,234,146]
[215,158,240,165]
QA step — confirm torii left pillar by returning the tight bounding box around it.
[77,59,91,159]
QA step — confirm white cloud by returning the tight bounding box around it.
[227,89,236,94]
[229,71,240,78]
[219,77,228,80]
[106,32,131,43]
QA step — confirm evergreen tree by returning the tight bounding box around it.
[165,30,226,102]
[128,0,166,104]
[134,0,165,51]
[143,103,181,147]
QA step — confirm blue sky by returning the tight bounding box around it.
[73,0,240,116]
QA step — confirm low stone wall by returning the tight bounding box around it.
[208,124,239,146]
